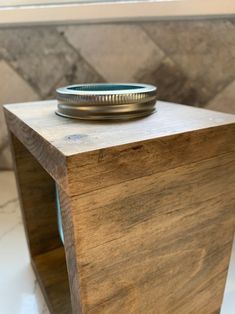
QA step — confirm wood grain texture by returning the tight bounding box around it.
[58,186,82,314]
[4,99,235,314]
[4,100,235,196]
[32,247,72,314]
[3,100,235,156]
[4,105,67,190]
[65,151,235,314]
[66,124,235,196]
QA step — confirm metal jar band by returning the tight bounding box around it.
[56,83,157,120]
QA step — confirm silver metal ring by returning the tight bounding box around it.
[56,83,157,120]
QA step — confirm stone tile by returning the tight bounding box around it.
[0,61,39,105]
[61,23,165,82]
[0,27,78,97]
[142,19,235,95]
[0,60,39,169]
[47,55,105,98]
[205,79,235,114]
[228,18,235,27]
[135,57,211,106]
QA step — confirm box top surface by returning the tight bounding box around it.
[4,100,235,156]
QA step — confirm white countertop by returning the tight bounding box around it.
[0,171,234,314]
[0,171,49,314]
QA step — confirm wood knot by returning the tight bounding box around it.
[64,134,87,143]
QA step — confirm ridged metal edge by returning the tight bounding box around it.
[56,83,157,120]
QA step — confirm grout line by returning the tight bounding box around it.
[139,23,167,58]
[140,23,235,108]
[204,78,235,107]
[56,27,106,80]
[1,60,41,100]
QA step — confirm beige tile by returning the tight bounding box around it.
[0,60,39,169]
[0,61,39,104]
[61,24,165,82]
[206,80,235,114]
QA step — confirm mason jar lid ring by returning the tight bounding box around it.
[56,83,157,120]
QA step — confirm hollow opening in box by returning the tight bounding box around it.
[11,135,72,314]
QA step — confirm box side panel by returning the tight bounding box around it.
[10,133,62,256]
[70,151,235,313]
[67,124,235,196]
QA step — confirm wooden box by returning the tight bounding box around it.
[4,100,235,314]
